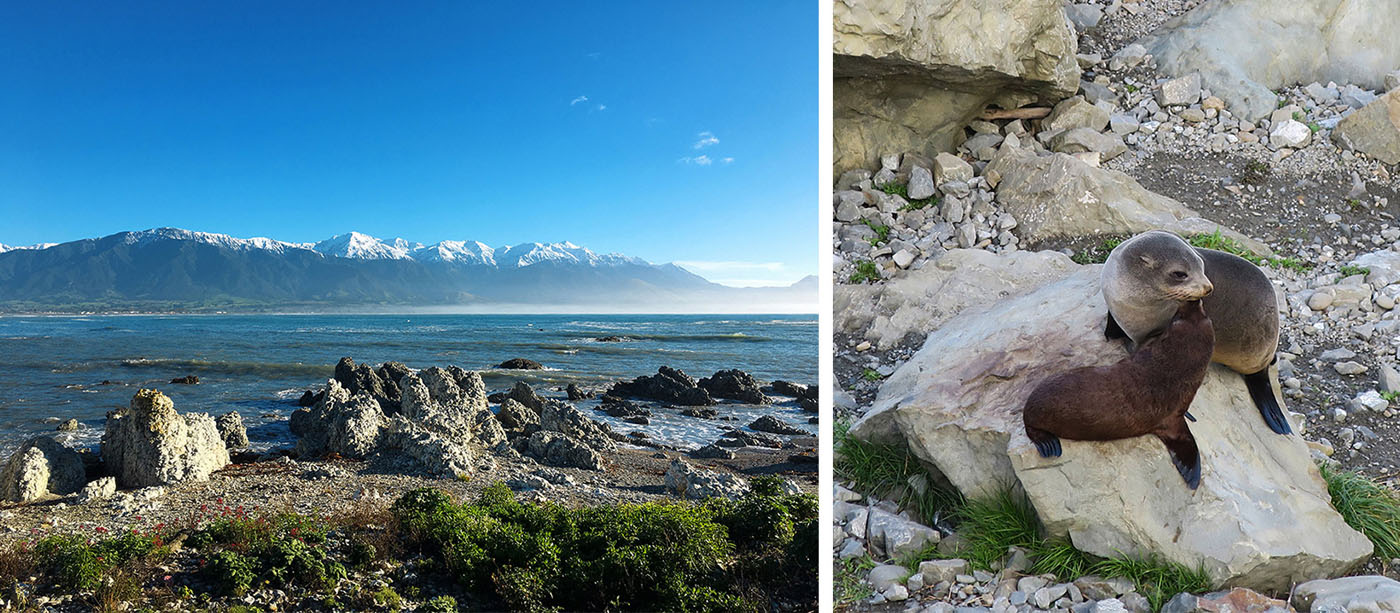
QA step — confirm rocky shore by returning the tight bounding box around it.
[835,0,1400,610]
[0,358,817,611]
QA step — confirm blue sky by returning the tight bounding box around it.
[0,2,816,287]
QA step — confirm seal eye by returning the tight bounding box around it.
[1171,271,1189,281]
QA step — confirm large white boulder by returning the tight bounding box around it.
[101,389,229,488]
[1293,576,1400,613]
[0,436,86,502]
[851,265,1371,590]
[1138,0,1400,120]
[984,148,1269,254]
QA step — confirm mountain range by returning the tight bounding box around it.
[0,228,816,313]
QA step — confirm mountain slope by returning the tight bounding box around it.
[0,229,814,312]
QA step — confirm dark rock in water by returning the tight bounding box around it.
[507,381,545,412]
[808,416,819,424]
[497,399,541,438]
[217,411,250,449]
[56,419,79,432]
[681,407,718,419]
[496,358,544,370]
[596,336,627,342]
[487,391,508,404]
[289,408,315,436]
[788,451,818,464]
[99,380,116,385]
[297,390,323,407]
[169,375,199,385]
[629,431,649,440]
[624,416,649,425]
[607,366,714,406]
[749,415,807,436]
[526,431,603,470]
[691,444,735,460]
[715,437,746,448]
[720,430,783,448]
[377,361,413,385]
[698,369,770,404]
[566,383,592,401]
[769,380,818,412]
[597,396,650,418]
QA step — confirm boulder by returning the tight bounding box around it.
[832,0,1079,172]
[296,390,320,407]
[56,419,79,432]
[837,248,1081,350]
[169,375,199,385]
[1137,0,1400,120]
[867,506,941,560]
[597,396,650,418]
[102,389,230,488]
[1333,89,1400,164]
[566,383,591,401]
[663,458,748,499]
[216,411,249,449]
[526,431,604,471]
[1043,96,1110,133]
[377,361,413,386]
[607,366,715,406]
[983,148,1269,254]
[496,398,541,437]
[333,357,399,410]
[698,369,771,404]
[1049,128,1127,160]
[377,417,476,477]
[933,153,974,185]
[771,380,819,412]
[75,476,117,504]
[691,444,736,460]
[506,380,546,411]
[1163,588,1292,613]
[295,390,386,459]
[1154,73,1203,107]
[0,436,86,502]
[495,358,544,370]
[851,266,1372,590]
[1293,576,1400,613]
[400,368,503,447]
[749,415,807,436]
[1269,119,1313,149]
[539,400,617,453]
[720,430,784,449]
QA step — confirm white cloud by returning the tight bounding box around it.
[586,52,602,60]
[678,155,713,166]
[693,131,719,149]
[721,157,734,164]
[674,261,802,287]
[596,104,607,111]
[570,95,588,106]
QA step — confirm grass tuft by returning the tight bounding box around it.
[1092,555,1210,611]
[1338,265,1370,278]
[877,182,908,198]
[834,420,964,526]
[835,556,877,605]
[849,260,880,284]
[1189,229,1310,271]
[1071,238,1125,265]
[1321,463,1400,559]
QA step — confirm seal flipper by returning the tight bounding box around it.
[1183,411,1196,423]
[1155,418,1201,489]
[1104,311,1128,340]
[1243,369,1291,435]
[1025,426,1062,458]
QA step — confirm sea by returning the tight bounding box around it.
[0,313,817,456]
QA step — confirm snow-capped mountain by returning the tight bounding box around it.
[0,228,817,311]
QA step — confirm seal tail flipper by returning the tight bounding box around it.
[1184,411,1196,423]
[1243,369,1291,435]
[1105,311,1128,340]
[1155,418,1201,489]
[1025,426,1062,458]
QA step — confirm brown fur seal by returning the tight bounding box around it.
[1102,230,1287,435]
[1023,300,1214,489]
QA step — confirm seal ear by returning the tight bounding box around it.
[1138,254,1157,269]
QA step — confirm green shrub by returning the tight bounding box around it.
[372,586,402,611]
[421,595,459,613]
[849,260,880,284]
[206,550,257,596]
[35,530,161,592]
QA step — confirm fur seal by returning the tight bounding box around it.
[1101,230,1287,435]
[1023,300,1214,489]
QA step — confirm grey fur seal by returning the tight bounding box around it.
[1024,300,1213,489]
[1102,230,1287,434]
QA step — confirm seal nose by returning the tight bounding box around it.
[1199,281,1214,297]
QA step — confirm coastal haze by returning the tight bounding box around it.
[0,227,817,313]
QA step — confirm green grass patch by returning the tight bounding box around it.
[877,181,908,198]
[861,368,883,382]
[1381,391,1399,403]
[1092,555,1211,611]
[1321,463,1400,559]
[1238,159,1271,185]
[1308,121,1321,133]
[1292,110,1306,122]
[836,556,878,605]
[1339,265,1370,278]
[863,219,892,246]
[834,420,963,526]
[1071,237,1125,265]
[849,260,880,284]
[1189,229,1310,271]
[899,196,939,212]
[396,481,816,612]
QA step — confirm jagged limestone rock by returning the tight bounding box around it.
[0,436,86,502]
[101,389,229,488]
